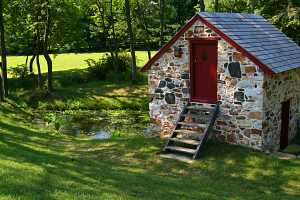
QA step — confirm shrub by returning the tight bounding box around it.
[8,64,29,79]
[8,65,40,90]
[86,52,131,80]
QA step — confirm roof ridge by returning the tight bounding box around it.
[198,12,262,19]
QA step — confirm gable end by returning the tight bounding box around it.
[141,14,275,75]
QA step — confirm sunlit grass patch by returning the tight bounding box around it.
[7,51,155,74]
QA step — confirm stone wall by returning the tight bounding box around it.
[263,68,300,151]
[148,20,265,149]
[214,41,264,150]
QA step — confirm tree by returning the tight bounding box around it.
[135,0,153,60]
[214,0,219,12]
[125,0,137,82]
[199,0,205,12]
[24,0,53,92]
[109,0,119,71]
[0,68,3,101]
[43,0,53,93]
[36,55,42,88]
[159,0,165,47]
[93,0,123,71]
[6,0,85,91]
[250,0,257,13]
[172,0,198,25]
[259,0,300,43]
[0,0,7,97]
[211,0,248,13]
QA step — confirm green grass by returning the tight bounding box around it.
[1,52,300,199]
[11,79,148,111]
[7,51,155,73]
[1,99,300,200]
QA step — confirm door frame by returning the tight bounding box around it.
[280,100,291,150]
[189,38,218,104]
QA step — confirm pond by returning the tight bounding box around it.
[32,109,148,140]
[90,130,112,140]
[33,110,113,140]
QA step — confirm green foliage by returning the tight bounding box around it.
[7,64,29,79]
[259,0,300,43]
[5,0,87,54]
[43,112,61,130]
[3,0,300,55]
[85,54,116,80]
[86,52,136,81]
[200,0,251,13]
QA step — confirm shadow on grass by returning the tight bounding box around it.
[2,69,300,199]
[9,68,148,111]
[1,116,300,200]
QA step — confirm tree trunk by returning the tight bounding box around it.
[25,55,29,68]
[96,0,117,72]
[159,0,165,47]
[199,0,205,12]
[36,55,42,89]
[44,52,52,93]
[147,51,151,60]
[44,0,53,93]
[214,0,219,12]
[0,0,8,97]
[136,2,152,60]
[110,0,119,71]
[29,55,36,73]
[125,0,137,83]
[0,66,3,101]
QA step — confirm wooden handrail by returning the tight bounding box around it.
[193,102,220,159]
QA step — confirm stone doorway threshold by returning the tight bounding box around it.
[273,144,300,160]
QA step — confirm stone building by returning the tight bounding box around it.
[141,12,300,152]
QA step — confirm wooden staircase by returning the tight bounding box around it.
[162,102,220,161]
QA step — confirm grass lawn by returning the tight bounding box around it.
[7,51,155,73]
[1,97,300,200]
[1,53,300,199]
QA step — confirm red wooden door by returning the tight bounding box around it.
[190,40,218,103]
[280,100,290,150]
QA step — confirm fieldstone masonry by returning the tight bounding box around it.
[148,19,300,151]
[263,68,300,151]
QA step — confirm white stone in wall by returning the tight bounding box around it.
[244,88,263,99]
[148,18,268,150]
[237,80,252,88]
[253,120,263,129]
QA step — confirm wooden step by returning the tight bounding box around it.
[174,129,203,135]
[165,146,196,154]
[178,122,208,129]
[160,153,194,163]
[169,138,200,145]
[162,103,220,160]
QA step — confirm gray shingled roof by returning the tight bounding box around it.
[199,12,300,73]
